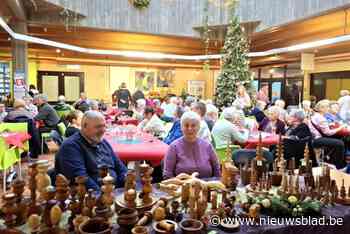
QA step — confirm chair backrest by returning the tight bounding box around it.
[0,122,30,153]
[56,110,71,119]
[0,122,27,133]
[215,144,241,162]
[57,122,67,136]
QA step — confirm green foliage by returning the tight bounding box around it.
[130,0,150,10]
[264,195,322,217]
[214,14,252,109]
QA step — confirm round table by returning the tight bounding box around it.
[245,132,279,149]
[105,132,168,166]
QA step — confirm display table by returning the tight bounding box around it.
[245,132,279,149]
[105,131,168,166]
[111,174,350,234]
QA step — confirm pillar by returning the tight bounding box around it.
[303,71,310,100]
[11,21,28,99]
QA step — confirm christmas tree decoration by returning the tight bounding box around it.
[214,2,252,110]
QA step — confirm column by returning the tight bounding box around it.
[11,21,28,99]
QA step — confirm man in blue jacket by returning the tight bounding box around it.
[55,110,127,190]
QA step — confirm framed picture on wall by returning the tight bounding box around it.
[188,80,205,98]
[135,71,155,92]
[157,69,175,88]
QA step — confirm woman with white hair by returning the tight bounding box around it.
[308,99,346,169]
[259,106,286,134]
[285,109,312,139]
[302,100,313,119]
[283,109,313,162]
[24,95,38,116]
[163,111,220,179]
[274,99,287,122]
[212,107,249,148]
[206,104,219,123]
[133,98,146,121]
[338,94,350,123]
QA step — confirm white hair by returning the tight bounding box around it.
[153,99,161,106]
[81,110,104,127]
[58,95,66,102]
[340,90,350,97]
[136,99,146,108]
[206,104,218,114]
[302,100,311,108]
[275,99,285,108]
[222,107,242,121]
[267,106,281,115]
[180,111,201,126]
[90,100,99,109]
[34,94,48,102]
[289,109,305,122]
[170,97,178,104]
[205,99,213,105]
[222,107,236,120]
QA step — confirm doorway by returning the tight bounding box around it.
[37,71,84,103]
[311,71,350,101]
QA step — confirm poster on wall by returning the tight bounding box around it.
[14,71,26,99]
[135,71,155,92]
[188,80,205,98]
[157,69,175,88]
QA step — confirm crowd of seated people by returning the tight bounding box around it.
[3,84,350,191]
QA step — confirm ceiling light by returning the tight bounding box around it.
[2,16,350,60]
[56,49,61,53]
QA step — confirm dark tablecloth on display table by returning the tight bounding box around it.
[105,132,168,166]
[112,178,350,234]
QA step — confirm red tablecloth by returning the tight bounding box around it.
[245,133,279,149]
[115,118,139,126]
[330,123,350,137]
[2,132,31,148]
[336,128,350,137]
[105,132,168,166]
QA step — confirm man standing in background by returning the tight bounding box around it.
[112,82,132,109]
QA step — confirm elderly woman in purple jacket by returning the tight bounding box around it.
[163,111,220,179]
[259,106,286,135]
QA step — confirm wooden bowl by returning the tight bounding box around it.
[79,217,111,234]
[179,219,203,234]
[152,220,177,234]
[131,226,149,234]
[220,218,240,232]
[117,207,139,227]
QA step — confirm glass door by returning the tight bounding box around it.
[38,71,84,104]
[42,75,59,102]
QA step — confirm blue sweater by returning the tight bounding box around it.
[163,120,183,145]
[55,132,127,191]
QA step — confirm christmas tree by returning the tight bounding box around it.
[214,11,252,109]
